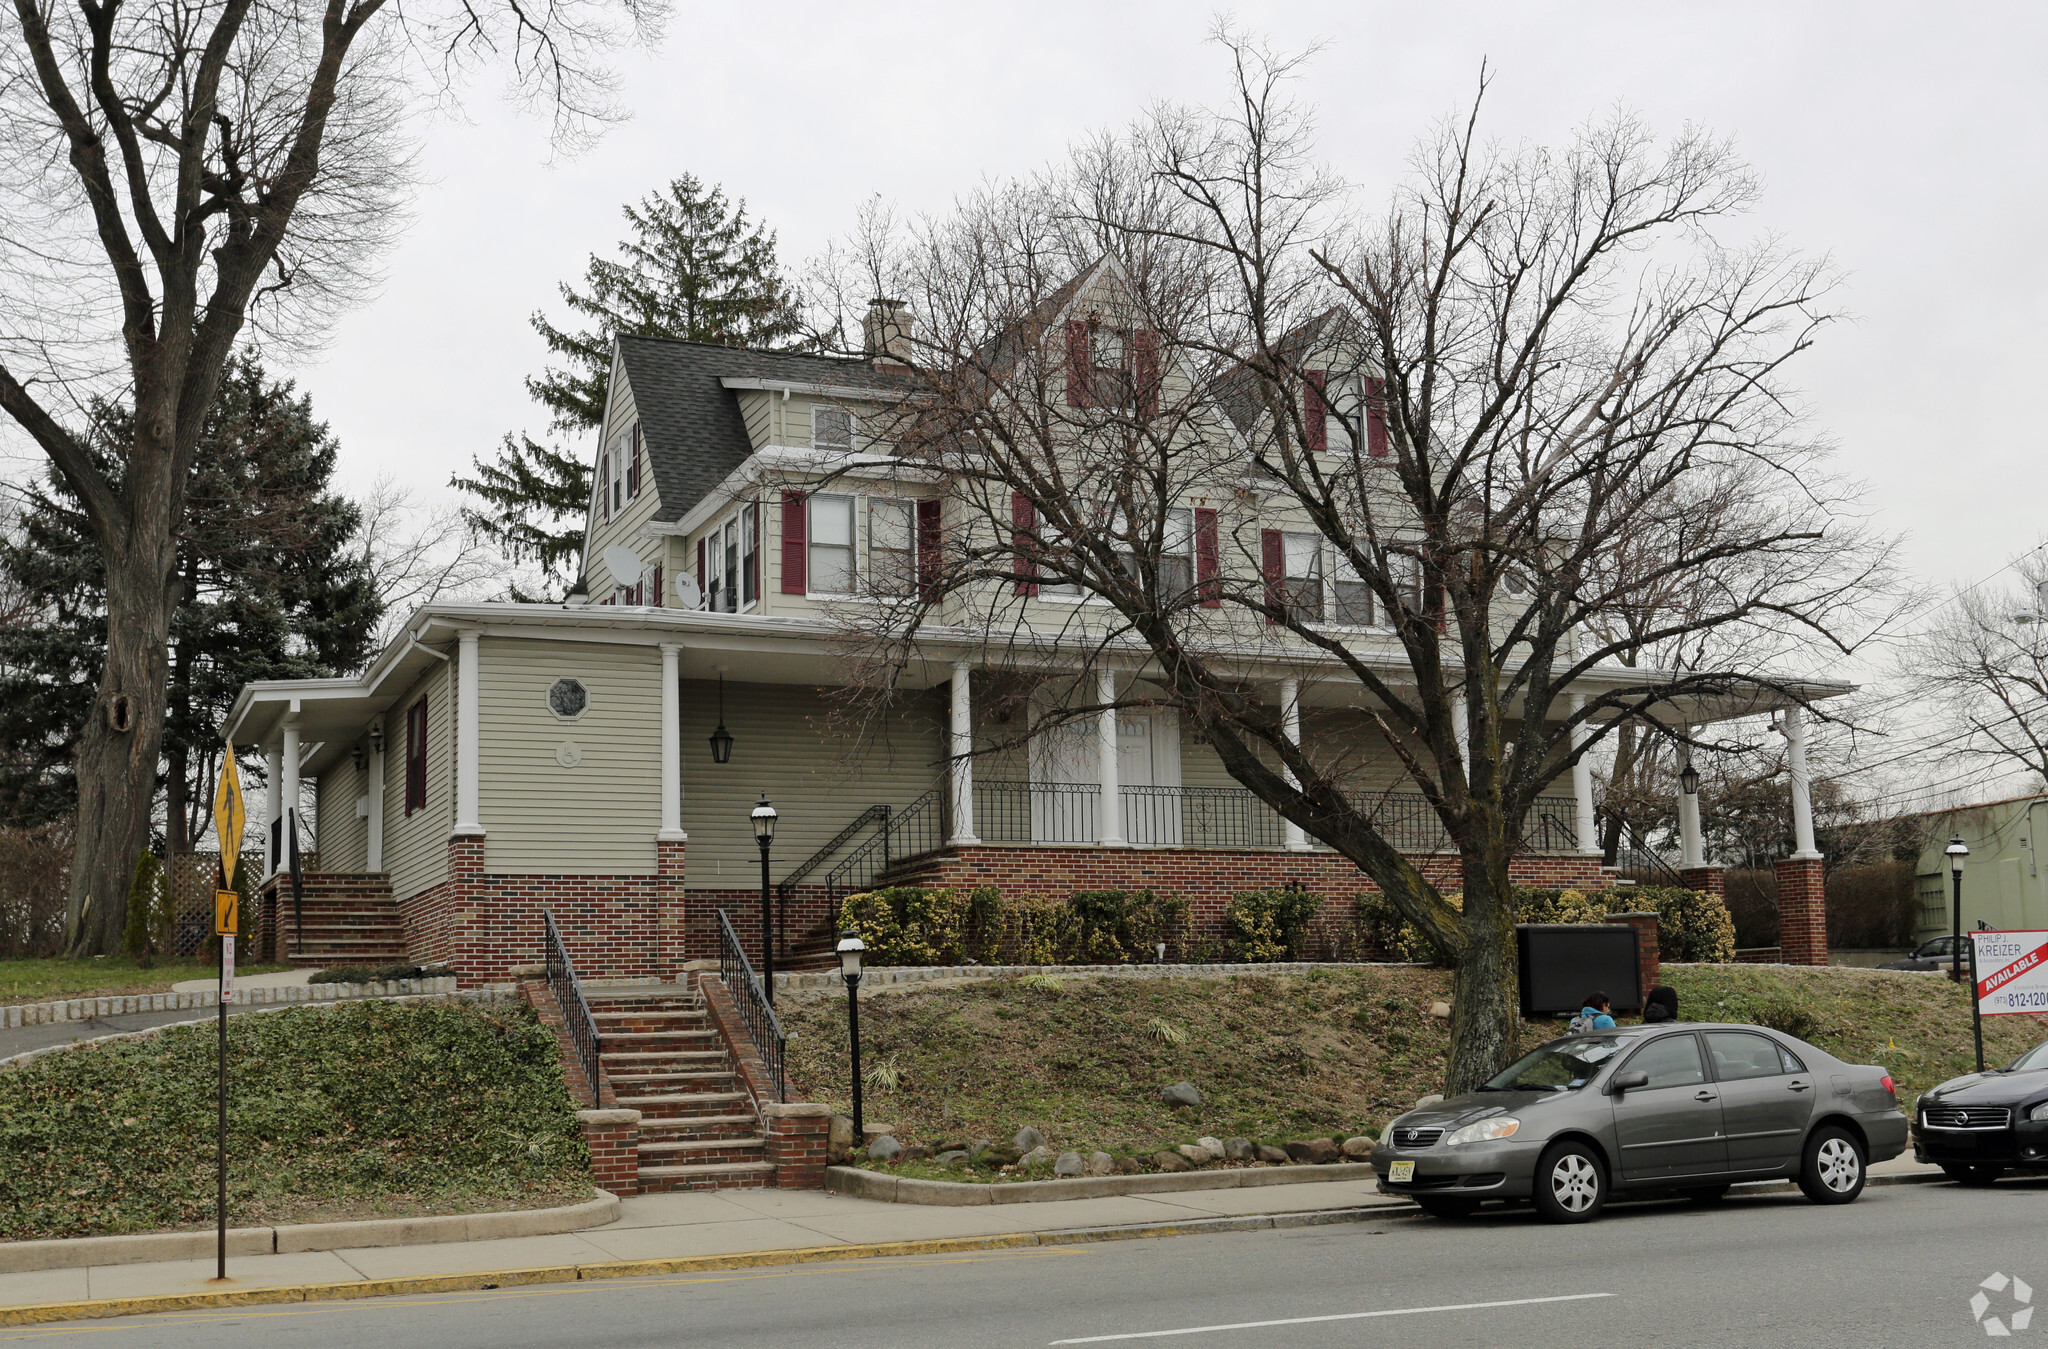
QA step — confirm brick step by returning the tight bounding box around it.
[613,1089,751,1118]
[637,1161,775,1193]
[638,1139,767,1167]
[637,1114,760,1139]
[286,939,410,957]
[593,1011,708,1029]
[600,1050,731,1068]
[599,1031,720,1050]
[585,996,700,1011]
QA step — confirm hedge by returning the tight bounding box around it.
[1355,885,1737,965]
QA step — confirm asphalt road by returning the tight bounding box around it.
[10,1178,2048,1347]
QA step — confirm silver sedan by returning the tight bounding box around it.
[1371,1022,1909,1223]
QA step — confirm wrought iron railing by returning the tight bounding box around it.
[776,804,890,955]
[543,912,604,1106]
[716,906,787,1102]
[1599,809,1683,886]
[1120,783,1284,848]
[824,788,947,902]
[975,779,1099,844]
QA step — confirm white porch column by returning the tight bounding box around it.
[1569,693,1599,856]
[658,644,685,841]
[281,714,301,864]
[264,743,282,878]
[1281,677,1308,851]
[1676,730,1704,868]
[1096,667,1125,845]
[365,716,385,872]
[949,661,979,845]
[453,629,483,836]
[1783,705,1820,859]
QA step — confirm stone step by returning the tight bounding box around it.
[637,1160,776,1193]
[600,1050,730,1067]
[637,1113,759,1138]
[617,1089,751,1117]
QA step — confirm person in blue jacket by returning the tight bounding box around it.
[1568,992,1616,1033]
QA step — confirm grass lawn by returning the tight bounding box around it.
[0,956,291,1006]
[0,999,591,1242]
[781,963,2048,1173]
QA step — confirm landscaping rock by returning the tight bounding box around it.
[937,1150,970,1169]
[900,1145,933,1162]
[1255,1143,1292,1165]
[1414,1094,1445,1109]
[1224,1136,1256,1161]
[1087,1151,1115,1176]
[1021,1145,1055,1168]
[1161,1081,1202,1108]
[1054,1150,1086,1177]
[1286,1138,1342,1165]
[1177,1143,1214,1165]
[1014,1126,1048,1153]
[1196,1135,1225,1156]
[1341,1135,1377,1159]
[1116,1155,1144,1174]
[1152,1149,1193,1172]
[1429,1001,1451,1019]
[867,1135,903,1162]
[980,1146,1023,1168]
[829,1113,856,1164]
[863,1122,899,1138]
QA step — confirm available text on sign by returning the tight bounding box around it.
[1971,930,2048,1015]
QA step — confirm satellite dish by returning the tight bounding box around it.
[674,574,704,611]
[602,545,642,590]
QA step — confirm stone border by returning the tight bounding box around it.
[775,961,1427,995]
[825,1161,1380,1205]
[1,976,459,1028]
[0,1190,619,1274]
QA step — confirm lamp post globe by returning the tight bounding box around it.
[753,795,778,1003]
[835,930,867,1141]
[1947,836,1969,984]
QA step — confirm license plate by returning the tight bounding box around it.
[1389,1161,1415,1183]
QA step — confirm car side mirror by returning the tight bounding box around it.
[1609,1070,1649,1095]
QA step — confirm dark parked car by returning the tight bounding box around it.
[1911,1039,2048,1183]
[1373,1023,1908,1223]
[1881,936,1966,972]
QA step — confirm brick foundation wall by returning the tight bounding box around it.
[762,1104,833,1189]
[1775,857,1828,967]
[1602,912,1661,999]
[1679,866,1726,897]
[686,884,838,965]
[577,1109,642,1197]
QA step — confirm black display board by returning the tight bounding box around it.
[1516,924,1643,1016]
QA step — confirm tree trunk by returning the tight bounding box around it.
[1443,841,1520,1095]
[64,516,178,956]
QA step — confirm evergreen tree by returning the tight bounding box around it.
[455,176,805,592]
[0,358,384,846]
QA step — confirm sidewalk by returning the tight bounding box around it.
[0,1158,1942,1323]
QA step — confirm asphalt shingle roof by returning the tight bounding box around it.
[614,336,911,522]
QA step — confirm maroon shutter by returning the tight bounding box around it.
[780,491,808,594]
[1304,371,1328,451]
[1261,528,1285,624]
[626,427,639,498]
[1194,508,1220,608]
[1064,321,1092,408]
[1364,376,1389,457]
[696,536,706,598]
[1012,492,1039,596]
[745,502,761,604]
[916,497,943,600]
[601,452,611,522]
[652,564,663,608]
[405,697,426,815]
[1133,328,1160,415]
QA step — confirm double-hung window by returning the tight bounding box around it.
[813,405,854,452]
[807,494,857,595]
[1281,531,1323,623]
[1036,514,1082,600]
[868,498,916,595]
[1115,506,1195,600]
[703,506,759,612]
[1330,552,1375,627]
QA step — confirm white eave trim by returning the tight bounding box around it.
[718,375,910,401]
[642,448,946,540]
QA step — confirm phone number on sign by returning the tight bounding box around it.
[1991,988,2048,1010]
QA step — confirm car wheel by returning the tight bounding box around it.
[1681,1185,1730,1206]
[1943,1163,2003,1187]
[1415,1197,1479,1219]
[1798,1126,1866,1204]
[1531,1141,1607,1224]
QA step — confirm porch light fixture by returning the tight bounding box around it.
[367,722,383,755]
[753,794,778,1004]
[709,672,734,764]
[1947,836,1969,986]
[836,929,866,1141]
[1678,760,1700,796]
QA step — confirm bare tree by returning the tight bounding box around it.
[1898,552,2048,792]
[817,36,1896,1090]
[0,0,665,953]
[355,476,505,642]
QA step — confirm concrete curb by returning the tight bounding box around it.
[0,1203,1404,1328]
[0,977,460,1029]
[0,1191,620,1274]
[826,1161,1380,1206]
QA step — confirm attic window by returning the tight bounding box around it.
[813,405,854,452]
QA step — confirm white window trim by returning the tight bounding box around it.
[866,495,920,599]
[812,404,857,454]
[702,508,760,614]
[805,492,860,599]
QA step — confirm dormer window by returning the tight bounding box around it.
[1064,320,1159,413]
[813,405,854,452]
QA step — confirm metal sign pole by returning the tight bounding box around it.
[210,749,244,1287]
[1970,937,1985,1074]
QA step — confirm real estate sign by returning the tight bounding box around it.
[1971,930,2048,1016]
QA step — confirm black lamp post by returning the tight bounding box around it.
[836,928,866,1142]
[1678,759,1701,796]
[752,794,778,1003]
[1947,835,1969,985]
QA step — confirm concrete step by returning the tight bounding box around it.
[637,1160,776,1193]
[600,1050,731,1067]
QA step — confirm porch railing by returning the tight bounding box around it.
[715,906,787,1102]
[975,779,1099,844]
[823,787,947,904]
[542,912,604,1106]
[1599,809,1684,886]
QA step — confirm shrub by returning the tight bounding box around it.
[1752,997,1823,1041]
[1066,889,1187,963]
[1226,888,1321,961]
[1724,869,1779,947]
[1355,884,1737,965]
[839,886,973,966]
[1629,886,1738,963]
[308,963,455,985]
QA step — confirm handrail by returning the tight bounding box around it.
[716,907,787,1102]
[824,787,946,902]
[777,804,891,901]
[542,912,604,1107]
[1599,808,1684,886]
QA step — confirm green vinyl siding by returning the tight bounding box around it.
[313,752,369,874]
[382,660,454,902]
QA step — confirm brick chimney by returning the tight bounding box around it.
[863,298,914,367]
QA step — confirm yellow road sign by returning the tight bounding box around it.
[215,889,239,937]
[214,745,246,883]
